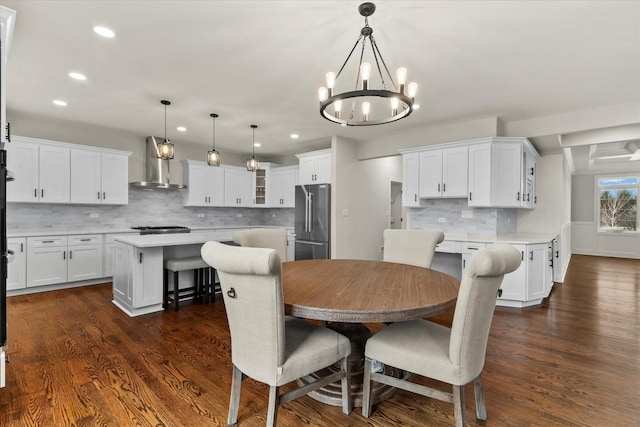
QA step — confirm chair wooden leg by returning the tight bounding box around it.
[362,357,373,418]
[474,374,487,420]
[266,386,279,427]
[341,355,352,415]
[227,365,243,425]
[453,384,466,427]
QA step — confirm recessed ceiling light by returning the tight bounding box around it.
[176,126,186,132]
[413,104,421,110]
[53,100,67,106]
[290,133,299,139]
[93,26,115,38]
[69,72,87,81]
[254,143,261,147]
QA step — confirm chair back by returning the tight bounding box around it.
[382,229,445,268]
[201,241,285,384]
[233,228,288,261]
[449,244,521,383]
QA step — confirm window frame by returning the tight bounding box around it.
[594,174,638,234]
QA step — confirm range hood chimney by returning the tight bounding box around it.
[130,137,186,190]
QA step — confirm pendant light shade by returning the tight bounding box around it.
[207,113,221,166]
[156,100,174,159]
[246,124,260,172]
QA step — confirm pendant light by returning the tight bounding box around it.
[156,100,174,159]
[246,124,260,172]
[207,113,221,166]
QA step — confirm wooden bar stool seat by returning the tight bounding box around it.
[163,256,216,311]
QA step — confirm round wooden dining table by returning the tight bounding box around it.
[282,259,460,407]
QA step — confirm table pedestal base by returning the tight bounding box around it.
[297,322,403,408]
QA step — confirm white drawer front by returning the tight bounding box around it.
[27,236,68,247]
[68,234,103,245]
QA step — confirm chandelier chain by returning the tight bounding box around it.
[370,36,396,91]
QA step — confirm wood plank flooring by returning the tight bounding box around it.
[1,254,638,426]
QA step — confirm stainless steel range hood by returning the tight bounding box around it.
[130,137,186,190]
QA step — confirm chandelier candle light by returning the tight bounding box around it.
[246,124,260,172]
[156,100,175,159]
[207,113,221,166]
[318,2,418,126]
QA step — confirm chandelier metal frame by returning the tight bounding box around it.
[319,2,416,126]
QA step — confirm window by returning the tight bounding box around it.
[597,176,638,232]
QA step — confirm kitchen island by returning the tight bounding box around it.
[111,229,240,317]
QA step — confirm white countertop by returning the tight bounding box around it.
[111,230,237,247]
[442,232,556,245]
[8,225,293,239]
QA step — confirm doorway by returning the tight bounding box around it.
[389,180,403,229]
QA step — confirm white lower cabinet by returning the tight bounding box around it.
[26,235,103,288]
[456,240,553,308]
[112,242,164,316]
[7,237,26,290]
[498,243,551,308]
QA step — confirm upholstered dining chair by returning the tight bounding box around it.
[200,241,352,426]
[232,228,288,261]
[362,244,521,427]
[382,229,445,268]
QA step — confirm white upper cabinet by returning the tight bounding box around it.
[419,146,468,198]
[402,152,420,207]
[7,138,70,203]
[224,166,252,207]
[182,160,225,207]
[70,149,129,205]
[7,136,130,205]
[402,137,539,209]
[270,166,298,208]
[296,149,331,185]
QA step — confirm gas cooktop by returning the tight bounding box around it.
[131,226,191,235]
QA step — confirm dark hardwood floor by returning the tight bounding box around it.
[1,254,638,426]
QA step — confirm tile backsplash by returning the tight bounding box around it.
[409,199,517,235]
[7,188,294,232]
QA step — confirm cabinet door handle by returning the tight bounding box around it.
[103,192,106,200]
[414,194,417,202]
[69,250,73,259]
[529,251,534,261]
[437,183,440,192]
[21,243,23,252]
[139,253,143,263]
[521,251,524,261]
[463,259,466,268]
[5,122,10,142]
[469,192,472,201]
[98,192,101,200]
[63,251,66,260]
[41,189,44,198]
[443,183,446,192]
[516,191,520,201]
[555,250,559,258]
[34,188,38,198]
[530,167,534,176]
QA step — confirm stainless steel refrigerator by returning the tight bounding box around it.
[295,184,330,260]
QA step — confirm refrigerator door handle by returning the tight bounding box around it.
[296,241,324,246]
[308,193,313,233]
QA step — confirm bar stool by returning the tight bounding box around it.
[163,256,216,311]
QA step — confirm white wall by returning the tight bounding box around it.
[332,135,403,260]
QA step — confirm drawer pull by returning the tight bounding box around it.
[80,238,91,242]
[42,240,54,243]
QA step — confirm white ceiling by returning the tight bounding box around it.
[3,0,640,172]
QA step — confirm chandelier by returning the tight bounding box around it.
[246,124,260,172]
[207,113,221,166]
[156,100,175,159]
[318,2,417,126]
